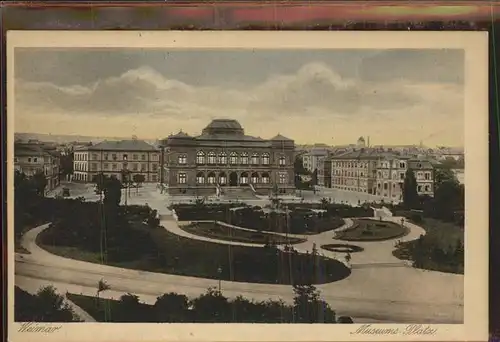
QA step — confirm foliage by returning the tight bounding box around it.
[15,286,80,322]
[333,219,408,241]
[68,284,340,323]
[403,168,419,209]
[393,214,464,274]
[59,151,74,177]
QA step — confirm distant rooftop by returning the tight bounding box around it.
[79,139,158,152]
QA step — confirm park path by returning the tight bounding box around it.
[15,183,463,323]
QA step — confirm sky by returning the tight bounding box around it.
[14,48,464,146]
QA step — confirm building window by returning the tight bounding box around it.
[103,163,109,170]
[123,154,128,161]
[251,154,259,165]
[229,152,238,165]
[112,154,117,161]
[152,164,158,171]
[240,153,249,165]
[251,172,259,184]
[141,154,146,161]
[219,152,227,165]
[104,154,109,161]
[261,172,270,184]
[92,154,98,160]
[133,154,138,160]
[196,172,205,184]
[27,157,32,162]
[152,174,157,182]
[418,185,422,192]
[112,164,117,170]
[132,163,138,171]
[178,154,187,165]
[399,162,406,168]
[196,151,206,164]
[279,172,287,184]
[383,183,388,190]
[208,152,217,165]
[207,172,216,184]
[279,156,286,166]
[178,172,187,184]
[151,154,158,161]
[240,172,249,184]
[141,163,147,171]
[91,163,97,171]
[219,172,227,185]
[34,158,38,163]
[424,172,431,180]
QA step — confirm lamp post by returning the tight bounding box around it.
[217,266,222,292]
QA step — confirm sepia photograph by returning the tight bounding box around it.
[7,31,487,342]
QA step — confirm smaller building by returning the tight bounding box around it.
[73,139,160,183]
[302,147,331,173]
[14,142,61,193]
[317,155,332,188]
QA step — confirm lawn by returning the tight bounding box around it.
[180,222,306,245]
[392,216,464,274]
[38,220,351,285]
[335,219,409,241]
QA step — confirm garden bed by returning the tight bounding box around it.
[38,216,351,285]
[180,222,306,245]
[334,219,409,241]
[321,244,365,253]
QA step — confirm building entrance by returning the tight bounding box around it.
[229,172,238,186]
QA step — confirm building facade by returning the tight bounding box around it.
[301,147,330,173]
[317,156,332,188]
[73,139,160,183]
[331,149,435,200]
[375,158,434,200]
[14,142,61,192]
[331,149,379,194]
[160,119,296,196]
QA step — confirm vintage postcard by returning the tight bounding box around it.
[7,31,488,341]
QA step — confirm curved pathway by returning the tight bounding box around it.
[15,186,463,323]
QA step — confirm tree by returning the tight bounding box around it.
[320,198,329,210]
[93,172,108,193]
[132,174,146,193]
[190,287,231,322]
[59,151,74,180]
[15,286,79,322]
[32,170,48,197]
[434,167,459,192]
[154,293,189,322]
[116,293,143,322]
[402,168,419,209]
[311,168,318,186]
[103,176,122,207]
[292,284,336,323]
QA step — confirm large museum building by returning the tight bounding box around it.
[159,119,296,196]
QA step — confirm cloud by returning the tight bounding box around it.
[14,61,464,145]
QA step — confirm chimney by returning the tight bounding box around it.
[367,136,370,148]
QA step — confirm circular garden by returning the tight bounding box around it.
[334,219,409,242]
[321,244,365,253]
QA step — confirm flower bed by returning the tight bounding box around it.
[321,244,365,253]
[334,219,409,241]
[181,222,306,245]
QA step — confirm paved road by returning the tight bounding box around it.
[16,183,464,323]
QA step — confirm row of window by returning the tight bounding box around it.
[176,171,288,185]
[14,157,52,164]
[75,153,159,162]
[377,182,433,192]
[332,161,409,169]
[177,152,284,166]
[73,172,158,182]
[88,162,158,172]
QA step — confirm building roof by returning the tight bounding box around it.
[168,131,192,139]
[205,119,243,131]
[408,159,434,169]
[15,143,61,157]
[270,134,293,141]
[83,139,158,151]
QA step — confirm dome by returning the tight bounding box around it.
[202,119,244,136]
[358,136,365,142]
